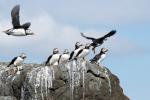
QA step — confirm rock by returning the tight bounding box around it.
[0,61,129,100]
[0,96,17,100]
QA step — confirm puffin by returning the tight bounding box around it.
[58,49,70,64]
[69,42,83,60]
[76,43,91,60]
[90,48,108,64]
[81,30,116,53]
[45,48,61,66]
[7,53,27,71]
[3,5,35,36]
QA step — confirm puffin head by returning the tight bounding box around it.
[20,53,27,59]
[75,42,83,49]
[53,48,59,54]
[63,49,69,54]
[101,48,108,53]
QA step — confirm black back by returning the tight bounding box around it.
[58,55,62,64]
[91,50,105,62]
[76,49,83,57]
[69,51,74,60]
[7,56,17,67]
[45,55,52,66]
[21,22,31,30]
[90,54,100,62]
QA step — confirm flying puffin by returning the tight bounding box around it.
[45,48,61,66]
[76,43,91,60]
[58,49,70,64]
[69,42,83,60]
[90,48,108,64]
[7,53,27,70]
[81,30,116,53]
[3,5,34,36]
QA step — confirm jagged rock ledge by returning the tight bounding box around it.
[0,61,129,100]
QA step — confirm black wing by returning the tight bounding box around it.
[76,49,83,57]
[45,55,52,66]
[7,56,17,67]
[102,30,116,39]
[21,22,31,30]
[80,32,96,41]
[69,51,74,60]
[90,54,100,62]
[11,5,20,28]
[58,55,62,64]
[95,30,116,44]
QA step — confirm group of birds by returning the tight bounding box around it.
[7,31,115,70]
[3,5,116,72]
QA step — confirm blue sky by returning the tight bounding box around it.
[0,0,150,100]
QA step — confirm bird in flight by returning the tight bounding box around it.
[81,30,116,53]
[3,5,35,36]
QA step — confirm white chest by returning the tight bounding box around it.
[50,54,60,65]
[78,49,89,58]
[12,29,26,35]
[14,57,24,65]
[59,54,70,63]
[98,54,106,63]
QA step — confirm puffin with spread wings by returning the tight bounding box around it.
[3,5,35,36]
[81,30,116,53]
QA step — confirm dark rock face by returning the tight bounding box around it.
[0,61,129,100]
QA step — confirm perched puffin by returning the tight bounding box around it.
[90,48,108,64]
[58,49,70,64]
[76,43,91,60]
[69,42,83,60]
[7,53,27,70]
[45,48,61,66]
[81,30,116,53]
[3,5,34,36]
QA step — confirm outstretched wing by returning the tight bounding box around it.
[80,32,96,41]
[7,57,17,67]
[102,30,116,39]
[96,30,116,43]
[45,55,52,66]
[11,5,20,28]
[21,22,31,30]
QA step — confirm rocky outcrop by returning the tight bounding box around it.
[0,60,129,100]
